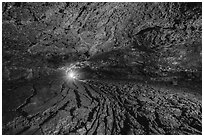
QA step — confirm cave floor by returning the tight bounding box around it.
[2,70,202,135]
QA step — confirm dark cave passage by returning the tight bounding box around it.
[2,2,202,135]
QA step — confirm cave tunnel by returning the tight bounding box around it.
[2,2,202,135]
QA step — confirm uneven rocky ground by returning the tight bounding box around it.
[2,2,202,135]
[2,70,202,135]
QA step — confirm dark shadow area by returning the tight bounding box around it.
[2,2,202,135]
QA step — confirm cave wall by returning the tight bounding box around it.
[2,2,202,81]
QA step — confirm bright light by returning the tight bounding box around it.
[67,71,77,80]
[68,71,75,78]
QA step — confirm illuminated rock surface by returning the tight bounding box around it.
[2,72,202,135]
[2,2,202,135]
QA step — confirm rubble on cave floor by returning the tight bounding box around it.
[2,2,202,135]
[2,72,202,135]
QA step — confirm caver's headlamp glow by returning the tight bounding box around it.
[67,71,77,79]
[66,69,79,80]
[62,62,88,81]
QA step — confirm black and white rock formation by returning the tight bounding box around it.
[2,2,202,135]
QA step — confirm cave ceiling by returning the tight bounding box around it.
[2,2,202,81]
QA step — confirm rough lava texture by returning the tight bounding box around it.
[2,76,202,135]
[2,2,202,135]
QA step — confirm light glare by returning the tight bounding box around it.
[67,71,77,80]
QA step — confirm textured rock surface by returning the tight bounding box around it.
[2,2,201,81]
[2,2,202,135]
[2,71,202,135]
